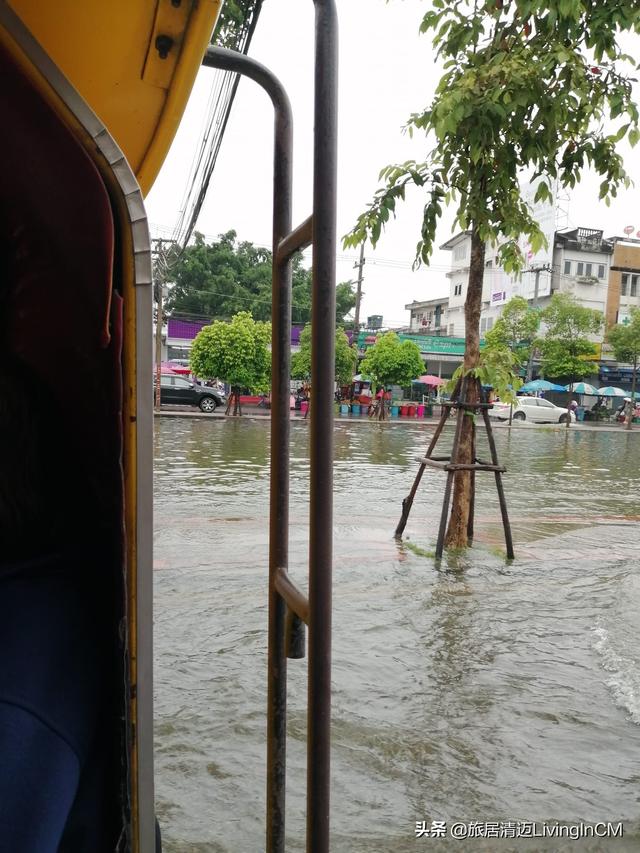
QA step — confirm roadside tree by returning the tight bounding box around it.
[538,294,602,427]
[345,1,638,548]
[485,296,540,367]
[360,333,424,420]
[169,230,356,325]
[189,311,270,415]
[291,325,357,387]
[485,296,539,423]
[607,309,640,430]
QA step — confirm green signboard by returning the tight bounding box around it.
[357,331,485,355]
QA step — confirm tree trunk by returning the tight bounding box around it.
[377,391,387,420]
[626,359,637,430]
[444,226,484,549]
[226,387,242,416]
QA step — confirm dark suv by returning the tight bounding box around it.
[156,374,225,413]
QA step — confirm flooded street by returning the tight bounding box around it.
[154,418,640,852]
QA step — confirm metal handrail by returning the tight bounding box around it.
[203,4,338,848]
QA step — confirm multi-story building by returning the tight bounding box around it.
[440,226,614,338]
[404,296,448,335]
[439,231,472,337]
[541,227,612,314]
[605,237,640,327]
[439,231,511,337]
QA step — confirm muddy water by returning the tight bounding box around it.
[154,419,640,851]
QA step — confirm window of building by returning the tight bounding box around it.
[576,261,584,276]
[486,260,493,269]
[563,260,572,275]
[621,274,628,296]
[454,283,463,296]
[631,275,638,298]
[598,264,605,279]
[584,263,592,277]
[480,318,487,333]
[486,317,494,330]
[453,244,468,261]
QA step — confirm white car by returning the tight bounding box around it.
[489,396,576,424]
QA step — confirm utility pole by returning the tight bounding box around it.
[525,263,551,381]
[353,242,365,337]
[152,238,176,410]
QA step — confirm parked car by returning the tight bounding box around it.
[154,373,225,413]
[488,396,575,424]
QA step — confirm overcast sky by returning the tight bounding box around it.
[146,0,640,328]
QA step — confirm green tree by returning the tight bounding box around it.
[485,296,540,367]
[538,294,602,427]
[484,296,539,421]
[189,311,271,415]
[291,325,357,387]
[345,1,638,548]
[169,231,355,325]
[360,332,424,420]
[213,0,258,49]
[607,309,640,430]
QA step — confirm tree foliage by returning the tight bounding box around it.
[360,332,424,389]
[212,0,256,49]
[168,231,356,325]
[608,310,640,427]
[291,325,357,386]
[345,0,639,274]
[538,293,602,380]
[451,346,523,404]
[484,296,540,365]
[189,311,271,392]
[607,309,640,368]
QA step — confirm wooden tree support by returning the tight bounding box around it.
[395,375,514,560]
[225,388,243,416]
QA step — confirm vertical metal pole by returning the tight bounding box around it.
[269,76,293,853]
[202,48,294,853]
[353,241,365,334]
[308,2,338,851]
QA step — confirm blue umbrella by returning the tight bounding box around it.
[596,386,626,396]
[520,379,566,393]
[565,382,598,395]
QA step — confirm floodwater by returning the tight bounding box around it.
[154,418,640,852]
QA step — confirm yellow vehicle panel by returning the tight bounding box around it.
[7,0,221,195]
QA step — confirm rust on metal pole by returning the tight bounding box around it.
[203,46,293,853]
[307,2,338,851]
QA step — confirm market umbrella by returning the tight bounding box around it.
[412,374,446,386]
[160,361,191,374]
[565,382,598,394]
[353,374,372,382]
[520,379,566,393]
[596,386,626,396]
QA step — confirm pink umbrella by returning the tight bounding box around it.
[160,361,191,375]
[415,374,445,386]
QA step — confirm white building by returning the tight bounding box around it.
[439,231,507,337]
[439,231,472,337]
[439,226,613,338]
[404,296,448,335]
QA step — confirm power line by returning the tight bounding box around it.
[170,2,264,252]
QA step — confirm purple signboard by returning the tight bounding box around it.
[168,318,317,345]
